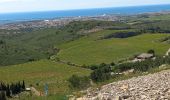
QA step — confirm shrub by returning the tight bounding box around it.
[147,49,155,55]
[68,75,90,89]
[91,65,112,82]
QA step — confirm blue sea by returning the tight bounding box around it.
[0,4,170,24]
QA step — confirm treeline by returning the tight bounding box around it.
[58,20,129,34]
[102,31,141,39]
[69,54,170,88]
[89,55,170,83]
[61,20,113,33]
[0,81,25,99]
[115,55,170,72]
[133,20,170,33]
[102,20,170,40]
[101,20,170,40]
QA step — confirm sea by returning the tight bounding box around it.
[0,4,170,25]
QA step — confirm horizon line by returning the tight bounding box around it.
[0,3,170,14]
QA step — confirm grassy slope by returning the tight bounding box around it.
[0,20,122,66]
[0,27,81,66]
[57,30,170,65]
[0,28,56,66]
[0,60,91,94]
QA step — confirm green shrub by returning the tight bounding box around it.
[68,75,90,89]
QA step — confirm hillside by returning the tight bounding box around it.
[1,14,170,99]
[0,20,128,66]
[57,31,170,65]
[79,68,170,100]
[1,16,170,66]
[0,60,91,96]
[55,14,170,66]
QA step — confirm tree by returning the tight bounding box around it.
[68,75,81,88]
[10,83,16,95]
[147,49,155,55]
[110,62,115,66]
[90,65,98,70]
[6,84,11,97]
[22,80,25,91]
[68,75,90,89]
[91,65,112,82]
[0,40,4,45]
[0,91,6,100]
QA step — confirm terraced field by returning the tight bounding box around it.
[0,60,91,95]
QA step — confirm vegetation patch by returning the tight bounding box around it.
[102,31,141,39]
[68,75,90,89]
[159,36,170,43]
[0,81,25,100]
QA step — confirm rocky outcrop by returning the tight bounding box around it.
[79,70,170,100]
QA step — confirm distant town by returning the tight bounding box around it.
[0,15,119,30]
[1,11,170,31]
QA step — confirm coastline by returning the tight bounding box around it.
[0,10,170,30]
[0,15,119,30]
[0,4,170,26]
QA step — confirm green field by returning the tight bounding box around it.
[0,60,91,95]
[57,30,170,65]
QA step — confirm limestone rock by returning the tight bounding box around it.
[79,70,170,100]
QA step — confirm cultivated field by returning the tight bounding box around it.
[0,60,91,96]
[57,30,170,65]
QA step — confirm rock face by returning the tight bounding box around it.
[79,70,170,100]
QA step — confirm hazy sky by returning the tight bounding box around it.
[0,0,170,13]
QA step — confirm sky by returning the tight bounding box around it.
[0,0,170,13]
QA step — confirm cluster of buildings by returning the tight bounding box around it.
[0,19,71,30]
[0,15,119,30]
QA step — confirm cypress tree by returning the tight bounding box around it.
[10,83,15,95]
[0,91,6,100]
[22,80,25,91]
[6,84,11,97]
[0,82,2,91]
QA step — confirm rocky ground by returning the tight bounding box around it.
[78,70,170,100]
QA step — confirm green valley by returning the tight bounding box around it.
[1,13,170,99]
